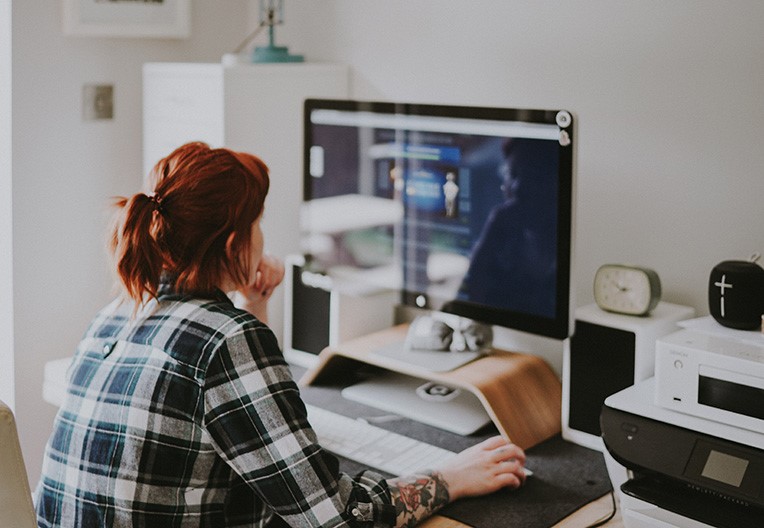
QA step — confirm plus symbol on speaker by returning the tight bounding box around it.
[714,274,733,317]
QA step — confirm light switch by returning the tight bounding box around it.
[83,84,113,121]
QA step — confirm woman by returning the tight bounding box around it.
[35,142,527,528]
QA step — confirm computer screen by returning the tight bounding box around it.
[301,99,575,340]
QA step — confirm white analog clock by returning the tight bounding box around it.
[593,264,662,316]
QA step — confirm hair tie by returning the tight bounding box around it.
[148,193,164,214]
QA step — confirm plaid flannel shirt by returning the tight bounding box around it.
[35,284,396,528]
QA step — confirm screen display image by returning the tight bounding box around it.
[701,450,750,488]
[302,100,575,339]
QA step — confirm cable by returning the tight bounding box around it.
[584,490,617,528]
[233,23,266,54]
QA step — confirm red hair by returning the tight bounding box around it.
[109,142,270,303]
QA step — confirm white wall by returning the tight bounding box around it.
[11,0,251,483]
[11,0,764,486]
[0,0,12,410]
[277,0,764,360]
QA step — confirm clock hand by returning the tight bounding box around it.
[611,281,629,292]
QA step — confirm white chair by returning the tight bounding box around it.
[0,400,37,528]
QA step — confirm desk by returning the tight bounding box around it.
[43,356,623,527]
[300,324,623,527]
[423,494,623,527]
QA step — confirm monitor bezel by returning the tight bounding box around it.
[303,98,575,340]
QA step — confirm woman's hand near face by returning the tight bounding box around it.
[237,254,285,323]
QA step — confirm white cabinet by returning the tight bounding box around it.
[143,63,226,173]
[143,62,349,342]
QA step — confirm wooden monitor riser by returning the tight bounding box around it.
[299,324,562,450]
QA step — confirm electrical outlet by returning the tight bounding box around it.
[83,84,113,121]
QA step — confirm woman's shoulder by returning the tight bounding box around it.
[87,293,259,333]
[157,292,270,340]
[195,296,270,337]
[85,293,274,367]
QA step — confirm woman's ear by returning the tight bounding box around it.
[224,231,237,262]
[224,230,252,288]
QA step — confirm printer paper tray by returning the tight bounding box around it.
[622,475,763,528]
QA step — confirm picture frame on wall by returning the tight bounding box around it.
[62,0,191,39]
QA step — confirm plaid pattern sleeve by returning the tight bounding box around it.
[34,290,396,528]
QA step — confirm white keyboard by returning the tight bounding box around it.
[306,404,457,476]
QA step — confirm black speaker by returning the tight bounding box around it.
[708,260,764,330]
[567,320,635,439]
[283,255,397,367]
[290,265,332,357]
[562,302,694,451]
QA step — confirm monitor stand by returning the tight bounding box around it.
[341,371,492,435]
[370,340,484,372]
[299,324,563,450]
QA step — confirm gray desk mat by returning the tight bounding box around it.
[295,366,613,528]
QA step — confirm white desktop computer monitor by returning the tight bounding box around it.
[300,99,576,435]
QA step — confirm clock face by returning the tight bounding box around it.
[594,265,661,315]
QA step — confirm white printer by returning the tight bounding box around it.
[601,320,764,528]
[654,328,764,433]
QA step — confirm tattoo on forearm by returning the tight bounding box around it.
[388,471,450,527]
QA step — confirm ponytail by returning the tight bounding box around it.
[109,193,166,302]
